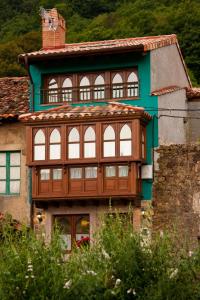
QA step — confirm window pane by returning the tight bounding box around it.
[84,143,95,158]
[68,144,80,159]
[10,181,20,194]
[10,153,20,166]
[0,181,6,193]
[50,145,61,160]
[104,142,115,157]
[50,129,61,143]
[104,126,115,140]
[127,72,138,82]
[40,169,50,180]
[69,128,80,142]
[10,167,20,180]
[0,167,6,180]
[34,145,45,160]
[53,169,62,180]
[119,166,129,177]
[112,73,123,83]
[70,168,82,179]
[105,166,116,177]
[120,141,132,156]
[0,153,6,165]
[84,127,95,141]
[85,167,97,178]
[80,76,90,86]
[120,124,131,139]
[34,130,45,144]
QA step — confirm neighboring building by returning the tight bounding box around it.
[0,77,30,223]
[17,8,192,247]
[187,88,200,143]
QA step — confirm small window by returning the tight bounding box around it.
[53,169,62,180]
[50,129,61,160]
[84,127,96,158]
[34,129,45,161]
[103,126,115,157]
[40,169,50,180]
[105,166,116,177]
[127,72,138,97]
[62,78,72,102]
[120,124,132,156]
[48,78,58,103]
[85,167,97,178]
[68,128,80,159]
[80,76,90,101]
[94,75,105,100]
[112,73,123,98]
[70,168,82,179]
[118,166,129,177]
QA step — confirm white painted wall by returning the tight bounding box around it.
[151,44,190,92]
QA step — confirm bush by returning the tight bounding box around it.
[0,213,200,299]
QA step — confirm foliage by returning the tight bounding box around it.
[1,213,200,299]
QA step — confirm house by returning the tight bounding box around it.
[14,8,192,246]
[0,77,30,223]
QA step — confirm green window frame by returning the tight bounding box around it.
[0,152,21,195]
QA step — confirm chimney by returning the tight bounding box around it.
[41,8,66,50]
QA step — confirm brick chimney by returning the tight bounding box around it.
[41,8,66,50]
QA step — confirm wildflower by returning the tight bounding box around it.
[22,291,26,294]
[114,278,121,288]
[189,251,193,257]
[102,249,110,260]
[169,268,178,279]
[25,275,29,279]
[127,288,136,295]
[31,275,35,279]
[127,288,132,294]
[86,270,97,276]
[16,287,19,290]
[64,279,72,289]
[111,291,116,295]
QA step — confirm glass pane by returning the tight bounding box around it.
[80,76,90,86]
[34,130,45,144]
[120,124,131,139]
[34,145,45,160]
[119,166,129,177]
[84,143,95,158]
[85,167,97,178]
[61,234,71,251]
[10,181,20,194]
[0,153,6,165]
[53,169,62,180]
[112,73,123,83]
[70,168,82,179]
[68,128,80,142]
[50,129,61,143]
[95,75,104,85]
[0,181,6,193]
[10,167,20,180]
[127,72,138,82]
[112,85,123,98]
[76,216,90,233]
[105,166,116,177]
[120,141,132,156]
[49,78,58,89]
[0,167,6,180]
[50,144,61,160]
[68,144,80,159]
[62,78,72,88]
[104,126,115,140]
[10,153,20,166]
[55,216,71,251]
[84,127,95,141]
[40,169,50,180]
[104,142,115,157]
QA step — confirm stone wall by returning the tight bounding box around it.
[153,144,200,248]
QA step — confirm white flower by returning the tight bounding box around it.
[132,289,136,296]
[22,291,26,294]
[102,249,110,260]
[111,291,116,295]
[16,287,19,290]
[115,278,121,288]
[86,270,97,276]
[31,275,35,279]
[127,288,132,294]
[64,279,72,289]
[25,275,29,279]
[189,251,193,257]
[169,268,178,279]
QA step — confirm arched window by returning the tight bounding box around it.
[84,127,96,158]
[62,78,72,102]
[68,128,80,159]
[103,125,115,157]
[34,129,45,160]
[48,79,58,103]
[80,76,90,101]
[120,124,132,156]
[112,73,123,98]
[94,75,105,100]
[49,129,61,160]
[127,72,139,97]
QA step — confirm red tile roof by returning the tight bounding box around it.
[186,87,200,100]
[0,77,29,119]
[19,102,151,122]
[19,34,177,62]
[151,86,183,96]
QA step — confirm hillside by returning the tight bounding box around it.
[0,0,199,85]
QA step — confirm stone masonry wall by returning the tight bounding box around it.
[153,144,200,248]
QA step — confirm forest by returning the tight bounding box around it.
[0,0,199,85]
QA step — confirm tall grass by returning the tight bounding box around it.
[0,213,200,300]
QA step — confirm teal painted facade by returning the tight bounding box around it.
[29,51,159,200]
